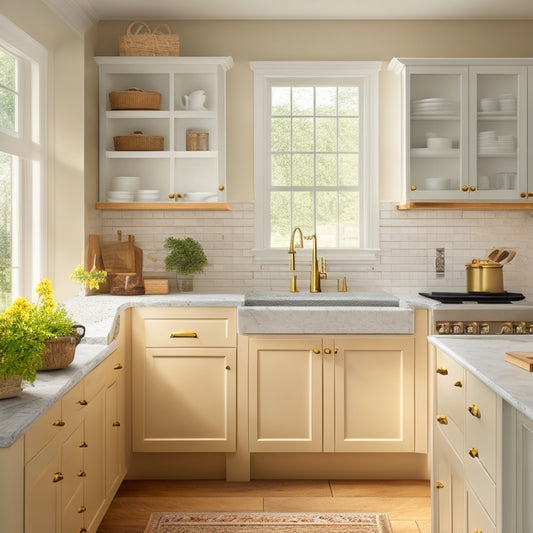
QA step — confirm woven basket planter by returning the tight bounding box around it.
[39,325,85,371]
[0,375,22,400]
[119,21,180,57]
[109,88,161,110]
[114,131,164,151]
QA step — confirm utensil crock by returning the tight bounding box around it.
[466,259,504,292]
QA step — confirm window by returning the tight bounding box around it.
[0,15,47,308]
[251,61,381,264]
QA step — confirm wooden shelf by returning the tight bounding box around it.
[397,202,533,210]
[96,202,233,211]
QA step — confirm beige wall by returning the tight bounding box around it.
[0,0,86,299]
[95,19,533,203]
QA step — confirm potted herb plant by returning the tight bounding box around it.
[164,236,208,292]
[0,279,84,398]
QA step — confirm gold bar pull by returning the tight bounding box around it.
[436,415,448,425]
[436,366,448,375]
[170,331,198,338]
[468,404,481,419]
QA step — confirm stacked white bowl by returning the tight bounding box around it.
[478,131,516,154]
[107,176,141,202]
[136,189,160,202]
[480,97,499,112]
[498,94,517,115]
[412,98,457,115]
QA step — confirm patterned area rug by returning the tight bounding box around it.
[143,512,393,533]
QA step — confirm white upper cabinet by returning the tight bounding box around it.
[389,58,529,205]
[95,56,233,209]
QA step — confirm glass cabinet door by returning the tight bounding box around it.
[407,67,468,200]
[469,66,527,201]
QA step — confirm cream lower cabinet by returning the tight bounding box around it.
[433,348,502,533]
[248,335,416,453]
[131,307,236,452]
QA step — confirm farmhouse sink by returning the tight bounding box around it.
[243,291,400,307]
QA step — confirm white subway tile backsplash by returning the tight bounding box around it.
[99,201,533,294]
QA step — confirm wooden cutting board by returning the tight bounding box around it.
[505,352,533,371]
[100,239,136,273]
[84,234,109,294]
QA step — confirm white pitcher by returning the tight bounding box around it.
[182,90,206,110]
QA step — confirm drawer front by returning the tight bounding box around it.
[84,358,107,402]
[465,373,498,481]
[466,482,497,533]
[140,308,236,348]
[465,452,497,522]
[436,350,465,434]
[61,379,86,421]
[25,400,62,462]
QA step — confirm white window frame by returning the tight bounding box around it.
[0,15,47,299]
[250,61,381,265]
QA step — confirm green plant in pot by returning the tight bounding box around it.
[0,279,84,399]
[164,236,208,292]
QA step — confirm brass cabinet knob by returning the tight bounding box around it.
[79,441,88,448]
[436,366,448,375]
[435,481,445,489]
[218,185,225,191]
[113,363,123,370]
[168,193,175,199]
[469,447,479,458]
[461,185,469,192]
[521,192,527,198]
[313,348,321,354]
[473,529,483,533]
[77,471,87,478]
[77,399,88,406]
[324,348,332,355]
[53,472,63,483]
[454,380,463,388]
[225,365,231,370]
[112,421,121,427]
[529,193,533,198]
[410,185,417,191]
[437,415,448,425]
[470,185,476,191]
[52,419,65,427]
[77,506,87,514]
[468,404,481,419]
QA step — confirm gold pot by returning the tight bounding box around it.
[466,259,504,293]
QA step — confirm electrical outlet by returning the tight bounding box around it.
[436,248,445,274]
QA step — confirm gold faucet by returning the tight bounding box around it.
[288,227,327,293]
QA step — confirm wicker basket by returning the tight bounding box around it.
[0,375,22,400]
[39,325,86,371]
[114,131,164,151]
[119,21,180,57]
[186,131,209,151]
[109,88,161,110]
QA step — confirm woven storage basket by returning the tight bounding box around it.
[114,131,164,151]
[109,88,161,110]
[119,21,180,57]
[0,375,22,399]
[39,325,85,371]
[186,131,209,151]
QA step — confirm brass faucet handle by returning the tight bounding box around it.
[320,256,327,272]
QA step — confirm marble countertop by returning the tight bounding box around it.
[0,289,529,448]
[429,335,533,421]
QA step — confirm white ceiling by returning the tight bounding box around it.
[44,0,533,36]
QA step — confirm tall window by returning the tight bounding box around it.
[251,62,381,264]
[0,15,46,309]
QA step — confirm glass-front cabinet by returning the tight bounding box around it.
[390,58,529,205]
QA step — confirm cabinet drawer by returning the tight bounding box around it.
[61,379,87,422]
[436,350,465,433]
[465,373,498,481]
[84,358,108,402]
[25,400,62,462]
[465,450,497,522]
[138,308,236,348]
[466,482,496,533]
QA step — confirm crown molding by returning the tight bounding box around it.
[42,0,95,37]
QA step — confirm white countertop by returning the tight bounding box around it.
[429,335,533,421]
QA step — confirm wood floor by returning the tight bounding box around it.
[96,479,431,533]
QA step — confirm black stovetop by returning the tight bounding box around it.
[419,291,525,304]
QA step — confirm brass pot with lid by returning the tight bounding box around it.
[465,259,504,293]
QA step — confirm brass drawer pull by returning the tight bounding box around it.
[79,441,88,448]
[170,331,198,338]
[437,415,448,425]
[313,348,321,354]
[52,419,65,427]
[435,481,445,489]
[53,472,63,483]
[113,363,123,370]
[77,399,88,406]
[454,380,463,387]
[77,471,87,478]
[112,421,121,427]
[324,348,332,355]
[469,447,479,458]
[468,404,481,419]
[77,505,87,514]
[436,366,448,375]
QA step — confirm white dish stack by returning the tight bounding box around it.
[108,176,141,202]
[478,131,516,154]
[411,98,457,115]
[136,189,160,202]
